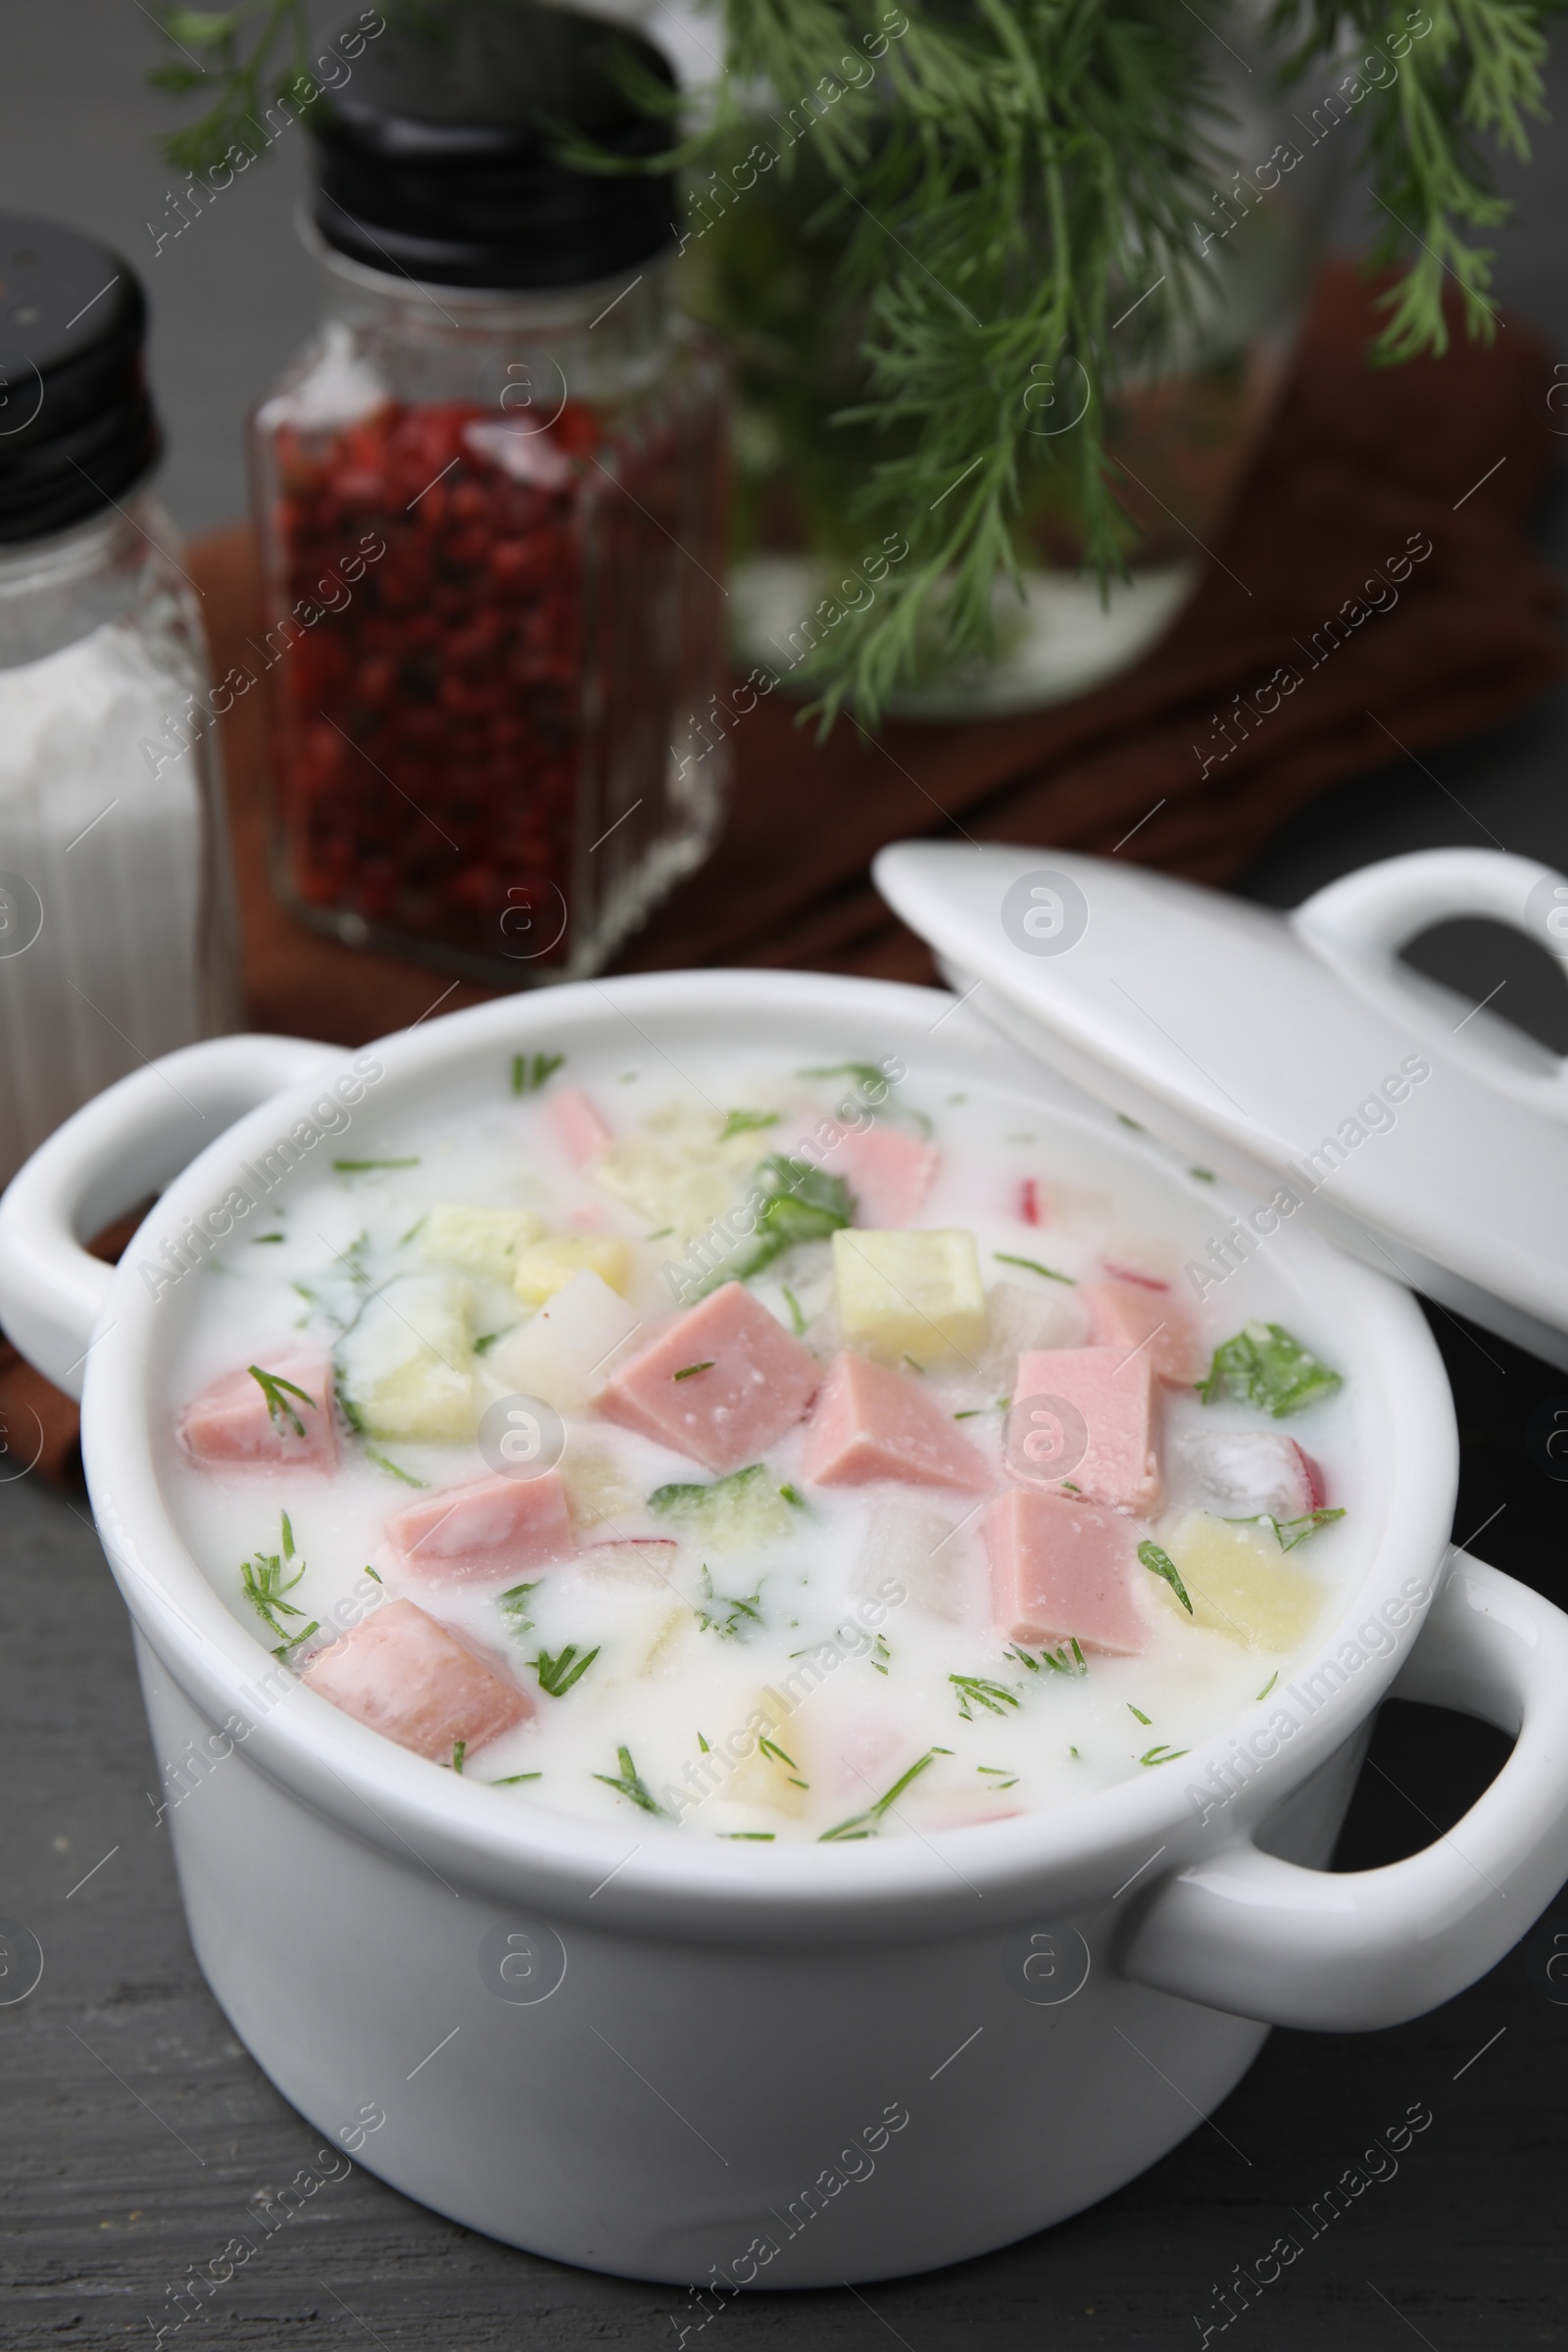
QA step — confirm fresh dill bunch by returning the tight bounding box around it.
[149,0,1563,720]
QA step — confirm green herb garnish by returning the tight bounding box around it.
[512,1052,565,1096]
[1256,1672,1279,1701]
[247,1363,315,1439]
[499,1581,540,1638]
[529,1643,600,1698]
[1226,1507,1348,1551]
[695,1565,763,1640]
[818,1746,950,1841]
[722,1832,777,1839]
[365,1446,426,1489]
[472,1330,505,1356]
[951,1674,1019,1721]
[1140,1744,1189,1768]
[1138,1539,1193,1616]
[253,1233,285,1244]
[869,1634,891,1676]
[719,1108,781,1142]
[1128,1704,1152,1726]
[778,1483,805,1509]
[452,1740,466,1775]
[672,1360,715,1381]
[332,1157,419,1172]
[994,1252,1075,1285]
[239,1517,315,1649]
[1199,1322,1343,1418]
[780,1284,807,1337]
[1039,1637,1088,1677]
[702,1154,856,1294]
[593,1744,669,1817]
[491,1773,542,1784]
[799,1061,891,1098]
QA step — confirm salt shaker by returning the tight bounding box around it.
[0,213,239,1186]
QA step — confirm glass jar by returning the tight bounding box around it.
[0,213,238,1186]
[250,0,730,985]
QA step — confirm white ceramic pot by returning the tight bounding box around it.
[3,972,1567,2289]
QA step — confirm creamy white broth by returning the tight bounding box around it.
[161,1047,1361,1841]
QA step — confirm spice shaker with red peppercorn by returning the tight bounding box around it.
[250,0,729,981]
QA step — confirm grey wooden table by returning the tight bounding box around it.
[6,6,1568,2346]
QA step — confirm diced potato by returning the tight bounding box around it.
[1160,1511,1324,1651]
[513,1234,632,1305]
[338,1276,479,1443]
[421,1202,547,1285]
[593,1104,765,1242]
[724,1702,812,1816]
[488,1269,642,1411]
[832,1228,988,1370]
[562,1442,642,1529]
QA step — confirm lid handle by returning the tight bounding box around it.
[1292,848,1568,1100]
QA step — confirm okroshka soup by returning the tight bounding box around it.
[160,1028,1384,1846]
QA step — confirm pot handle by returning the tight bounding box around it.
[1119,1552,1568,2031]
[1292,847,1568,1100]
[0,1034,339,1398]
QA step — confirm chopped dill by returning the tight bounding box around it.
[951,1674,1018,1721]
[529,1643,600,1698]
[818,1746,951,1841]
[672,1360,714,1380]
[994,1252,1075,1285]
[695,1565,762,1640]
[452,1740,466,1775]
[499,1581,540,1638]
[778,1483,806,1508]
[722,1832,776,1839]
[239,1517,316,1651]
[491,1772,542,1785]
[472,1331,505,1356]
[719,1108,781,1142]
[1129,1704,1152,1726]
[1256,1671,1279,1701]
[365,1446,426,1488]
[332,1156,419,1172]
[247,1363,315,1439]
[593,1744,668,1817]
[780,1284,807,1337]
[512,1051,565,1095]
[870,1633,891,1676]
[1138,1539,1193,1616]
[1140,1744,1189,1768]
[253,1232,285,1245]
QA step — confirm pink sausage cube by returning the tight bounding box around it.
[1079,1280,1206,1388]
[984,1488,1149,1654]
[838,1125,940,1227]
[386,1470,576,1585]
[178,1349,337,1473]
[550,1087,613,1168]
[303,1597,530,1760]
[1014,1345,1161,1514]
[599,1283,819,1472]
[803,1352,992,1493]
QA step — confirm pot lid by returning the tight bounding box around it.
[874,840,1568,1370]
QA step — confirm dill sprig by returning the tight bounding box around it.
[528,1643,601,1697]
[593,1744,670,1816]
[247,1363,314,1439]
[819,1744,952,1840]
[148,0,1559,720]
[238,1513,318,1654]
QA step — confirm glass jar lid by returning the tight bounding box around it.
[0,214,159,545]
[311,0,680,291]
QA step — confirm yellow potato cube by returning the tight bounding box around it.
[513,1234,632,1305]
[338,1276,478,1442]
[831,1228,988,1370]
[1162,1511,1324,1652]
[420,1202,546,1284]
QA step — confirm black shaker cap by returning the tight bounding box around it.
[0,215,160,545]
[312,0,680,291]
